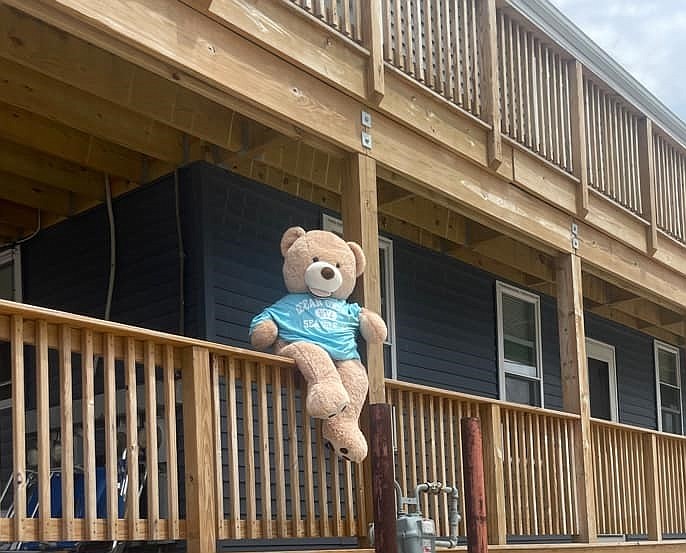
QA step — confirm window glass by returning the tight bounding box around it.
[497,282,542,407]
[0,263,12,300]
[656,342,682,435]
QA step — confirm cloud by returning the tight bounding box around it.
[549,0,686,122]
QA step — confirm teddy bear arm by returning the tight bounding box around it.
[359,308,387,344]
[250,318,279,350]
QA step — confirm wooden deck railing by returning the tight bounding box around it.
[289,0,363,44]
[653,130,686,243]
[497,10,572,173]
[0,300,365,550]
[386,380,580,541]
[584,77,643,216]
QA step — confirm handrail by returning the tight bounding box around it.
[0,299,294,366]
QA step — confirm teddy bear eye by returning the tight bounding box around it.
[336,263,340,268]
[312,257,319,262]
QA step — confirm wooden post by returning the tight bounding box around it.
[638,117,658,255]
[370,404,398,553]
[555,252,597,543]
[568,59,589,217]
[478,0,502,169]
[361,0,384,102]
[343,152,384,541]
[643,433,663,541]
[182,346,217,553]
[479,403,506,544]
[343,152,384,402]
[461,417,488,553]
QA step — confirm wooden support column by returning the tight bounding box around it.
[343,152,391,550]
[362,0,384,103]
[182,346,217,553]
[479,403,507,545]
[638,118,659,255]
[643,433,663,541]
[478,0,502,169]
[343,152,384,402]
[555,252,597,543]
[569,60,589,217]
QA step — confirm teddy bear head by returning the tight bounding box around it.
[280,226,366,300]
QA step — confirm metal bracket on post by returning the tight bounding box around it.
[571,222,579,251]
[361,110,373,150]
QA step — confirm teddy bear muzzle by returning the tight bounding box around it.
[305,260,343,297]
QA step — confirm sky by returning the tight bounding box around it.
[549,0,686,122]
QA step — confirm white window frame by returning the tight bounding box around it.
[322,214,398,379]
[654,340,683,434]
[496,281,544,407]
[0,246,22,302]
[586,338,619,422]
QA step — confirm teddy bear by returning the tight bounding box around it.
[249,226,387,463]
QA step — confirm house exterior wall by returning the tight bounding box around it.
[10,161,686,543]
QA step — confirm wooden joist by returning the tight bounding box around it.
[0,58,185,163]
[0,6,243,153]
[0,102,169,182]
[0,138,105,200]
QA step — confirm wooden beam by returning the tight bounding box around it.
[377,179,415,207]
[343,153,383,403]
[0,139,104,200]
[556,253,597,543]
[638,118,658,255]
[181,346,217,553]
[0,199,39,232]
[361,0,384,102]
[0,171,73,216]
[24,0,686,315]
[0,5,243,152]
[0,102,171,181]
[478,0,502,168]
[569,60,589,217]
[0,58,185,163]
[381,195,467,245]
[473,236,554,283]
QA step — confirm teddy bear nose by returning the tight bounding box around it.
[321,267,335,280]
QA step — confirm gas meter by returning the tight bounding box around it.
[369,481,461,553]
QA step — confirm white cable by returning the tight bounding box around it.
[104,174,116,321]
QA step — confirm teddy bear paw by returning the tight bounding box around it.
[323,419,368,463]
[306,382,350,419]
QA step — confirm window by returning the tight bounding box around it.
[496,282,543,407]
[0,247,21,302]
[655,341,683,434]
[322,214,397,378]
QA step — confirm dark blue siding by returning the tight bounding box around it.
[393,240,499,397]
[22,171,202,335]
[585,312,657,429]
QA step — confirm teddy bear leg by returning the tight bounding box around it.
[276,341,350,419]
[322,359,369,463]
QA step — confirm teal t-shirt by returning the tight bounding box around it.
[249,293,362,360]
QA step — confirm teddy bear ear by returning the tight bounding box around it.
[347,241,366,277]
[280,226,306,257]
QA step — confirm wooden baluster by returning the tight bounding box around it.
[317,423,330,537]
[303,394,316,536]
[144,342,160,539]
[242,362,257,538]
[60,325,74,538]
[11,315,26,542]
[272,366,287,537]
[224,357,240,537]
[210,355,228,539]
[82,329,97,540]
[103,334,118,541]
[36,320,51,540]
[181,346,216,553]
[286,369,301,536]
[257,363,272,538]
[362,0,385,101]
[125,337,140,540]
[163,345,179,540]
